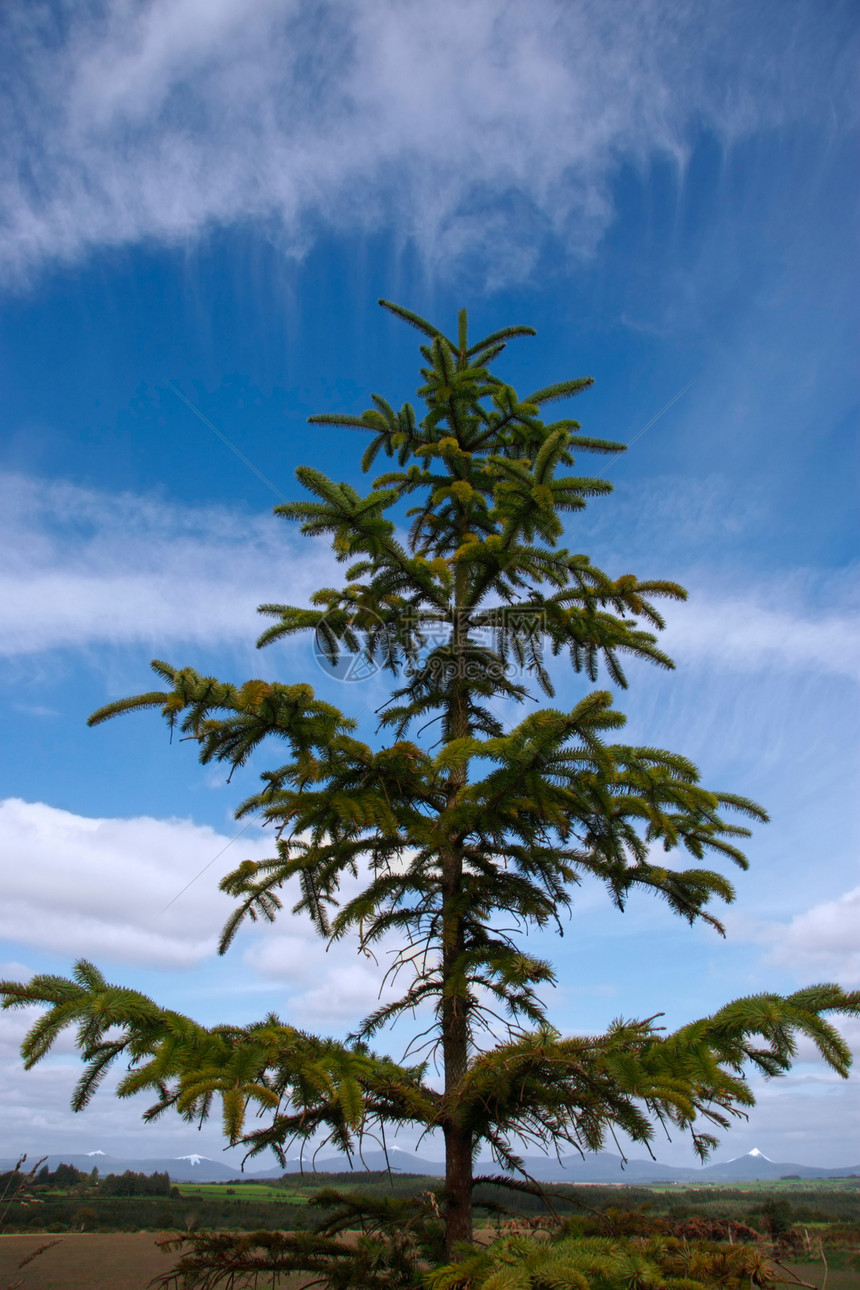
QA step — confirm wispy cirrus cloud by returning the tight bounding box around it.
[0,471,333,657]
[1,0,856,285]
[662,594,860,683]
[1,471,858,687]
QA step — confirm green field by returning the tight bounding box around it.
[174,1180,304,1201]
[645,1177,860,1193]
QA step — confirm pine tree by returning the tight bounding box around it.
[2,301,858,1281]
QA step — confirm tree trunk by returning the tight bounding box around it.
[443,1117,473,1253]
[441,577,474,1258]
[441,858,472,1256]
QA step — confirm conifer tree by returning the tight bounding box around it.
[2,301,858,1280]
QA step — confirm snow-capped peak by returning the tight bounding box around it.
[86,1150,106,1156]
[724,1147,774,1164]
[175,1154,211,1165]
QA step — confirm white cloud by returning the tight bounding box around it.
[0,797,245,965]
[758,886,860,984]
[0,472,333,657]
[2,942,858,1167]
[664,594,860,683]
[578,475,860,684]
[0,801,857,1164]
[668,1077,860,1168]
[0,999,254,1160]
[0,797,412,1030]
[712,1019,860,1166]
[1,0,854,285]
[242,864,419,1028]
[0,798,424,1157]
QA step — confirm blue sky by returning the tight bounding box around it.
[0,0,858,1168]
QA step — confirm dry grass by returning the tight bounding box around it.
[0,1233,311,1290]
[1,1233,167,1290]
[780,1264,859,1289]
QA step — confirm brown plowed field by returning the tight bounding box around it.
[0,1232,309,1289]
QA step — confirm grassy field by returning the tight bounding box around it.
[645,1177,860,1194]
[170,1175,860,1197]
[174,1181,302,1201]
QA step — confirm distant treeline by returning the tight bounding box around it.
[36,1162,93,1189]
[1,1163,173,1196]
[100,1169,172,1196]
[0,1162,91,1194]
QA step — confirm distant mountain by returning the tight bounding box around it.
[0,1152,255,1183]
[481,1149,860,1185]
[697,1149,860,1183]
[283,1148,444,1177]
[2,1147,857,1186]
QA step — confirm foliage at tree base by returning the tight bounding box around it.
[428,1231,784,1290]
[151,1223,788,1290]
[143,1192,860,1289]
